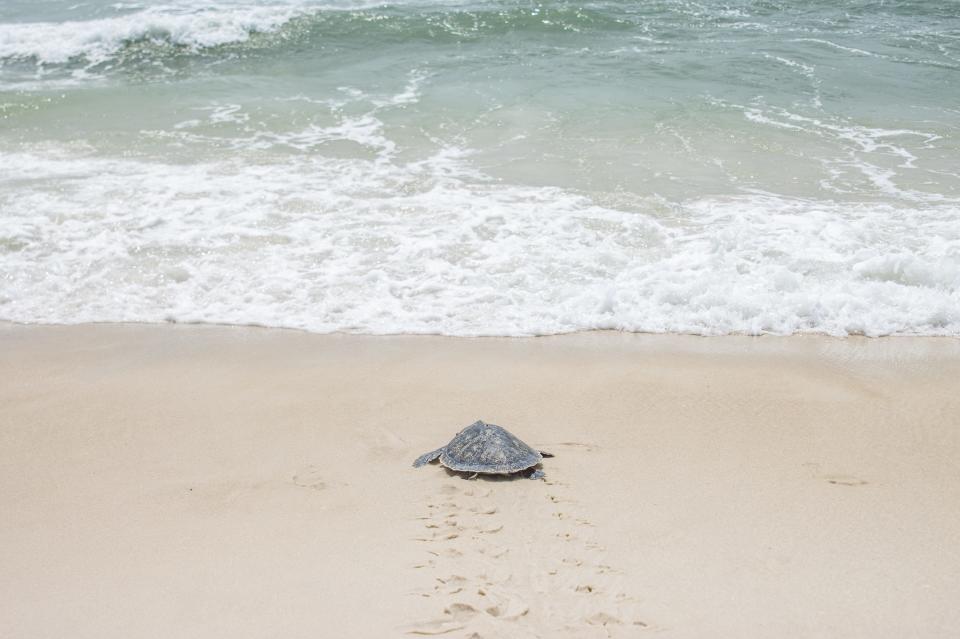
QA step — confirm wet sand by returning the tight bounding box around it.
[1,323,959,638]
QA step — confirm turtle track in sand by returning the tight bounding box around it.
[404,443,651,638]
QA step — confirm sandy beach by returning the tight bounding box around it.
[4,2,959,637]
[1,323,959,638]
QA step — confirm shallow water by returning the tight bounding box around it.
[1,0,958,335]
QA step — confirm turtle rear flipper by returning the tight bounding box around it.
[413,447,444,468]
[539,451,554,458]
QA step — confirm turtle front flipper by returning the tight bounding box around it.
[413,447,444,468]
[539,451,554,458]
[529,469,545,480]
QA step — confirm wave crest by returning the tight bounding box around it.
[0,5,303,65]
[0,2,630,68]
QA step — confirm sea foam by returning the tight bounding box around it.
[1,144,957,337]
[0,3,304,65]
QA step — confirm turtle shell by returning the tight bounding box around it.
[439,421,542,474]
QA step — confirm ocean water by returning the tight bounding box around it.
[1,0,958,336]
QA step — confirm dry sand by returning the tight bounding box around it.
[1,323,959,638]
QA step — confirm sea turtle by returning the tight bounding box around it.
[413,420,553,480]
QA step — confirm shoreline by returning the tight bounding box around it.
[5,319,960,341]
[2,323,959,638]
